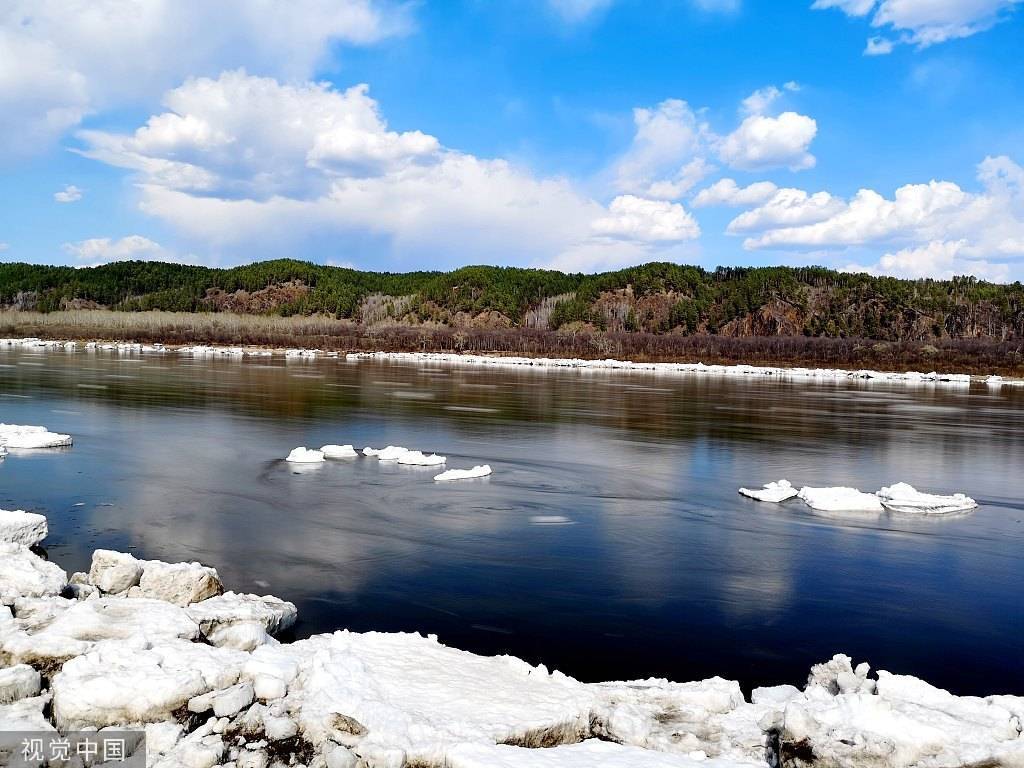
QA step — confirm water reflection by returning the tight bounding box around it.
[0,348,1022,695]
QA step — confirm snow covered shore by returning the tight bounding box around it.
[4,337,1024,388]
[2,513,1022,767]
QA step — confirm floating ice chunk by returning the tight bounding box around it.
[138,559,224,606]
[0,543,67,605]
[435,465,492,481]
[52,638,249,729]
[0,596,201,669]
[0,664,40,704]
[797,486,884,513]
[446,739,761,767]
[876,483,978,515]
[397,450,447,466]
[738,480,798,503]
[286,447,325,463]
[0,509,48,546]
[321,444,358,459]
[0,423,73,449]
[186,592,297,651]
[373,445,411,462]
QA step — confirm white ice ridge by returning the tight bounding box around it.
[435,464,493,481]
[397,450,447,466]
[797,486,886,513]
[0,423,73,449]
[346,351,992,387]
[738,480,798,503]
[321,444,359,459]
[0,509,48,547]
[285,447,325,463]
[876,483,978,515]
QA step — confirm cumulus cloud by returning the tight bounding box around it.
[77,71,697,271]
[62,235,174,266]
[843,240,1011,282]
[0,0,410,157]
[54,184,83,203]
[613,99,711,197]
[812,0,1022,51]
[717,112,817,171]
[692,178,778,207]
[592,195,701,242]
[726,156,1024,280]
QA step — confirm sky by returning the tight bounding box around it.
[1,0,1022,281]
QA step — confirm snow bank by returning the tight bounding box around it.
[797,486,884,513]
[0,509,48,546]
[0,423,72,449]
[397,450,447,466]
[346,351,987,389]
[435,464,493,481]
[286,446,325,463]
[0,597,201,669]
[446,740,763,767]
[738,480,798,503]
[321,444,359,458]
[0,543,67,605]
[876,483,978,515]
[52,638,248,729]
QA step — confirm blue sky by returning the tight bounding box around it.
[1,0,1022,279]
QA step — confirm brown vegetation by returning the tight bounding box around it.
[2,310,1022,375]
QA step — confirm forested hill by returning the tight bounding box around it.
[2,259,1024,342]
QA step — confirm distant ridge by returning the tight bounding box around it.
[1,259,1023,342]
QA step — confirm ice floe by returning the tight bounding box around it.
[321,444,359,458]
[363,444,411,461]
[797,486,885,513]
[876,483,978,515]
[738,480,798,503]
[435,464,493,481]
[0,423,73,449]
[185,592,297,651]
[0,509,48,546]
[0,663,40,704]
[397,450,447,466]
[286,446,325,463]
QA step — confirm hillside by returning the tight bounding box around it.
[3,259,1024,343]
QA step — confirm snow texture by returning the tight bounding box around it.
[876,483,978,515]
[397,450,447,466]
[0,509,48,546]
[321,444,359,458]
[0,543,67,605]
[797,486,885,513]
[286,446,325,463]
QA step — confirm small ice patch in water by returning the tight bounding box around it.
[529,515,574,526]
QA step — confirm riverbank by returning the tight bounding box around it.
[3,505,1023,768]
[4,335,1024,388]
[2,309,1023,376]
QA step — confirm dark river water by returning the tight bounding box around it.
[1,348,1022,695]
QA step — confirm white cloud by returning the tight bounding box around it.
[717,112,818,171]
[843,240,1011,282]
[813,0,1022,50]
[692,0,742,12]
[0,243,8,252]
[62,235,173,266]
[646,158,716,200]
[591,195,701,242]
[729,156,1024,279]
[613,99,710,196]
[692,178,779,207]
[78,71,693,269]
[54,184,83,203]
[0,0,410,157]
